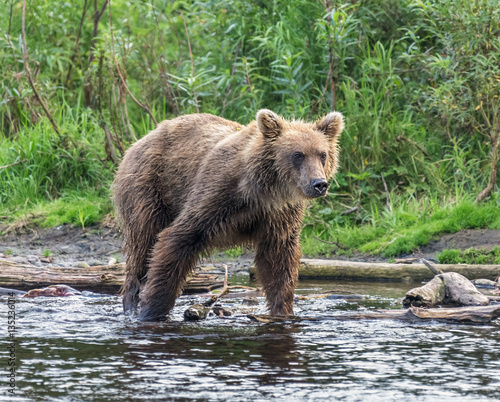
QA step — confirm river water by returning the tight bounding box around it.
[1,279,499,401]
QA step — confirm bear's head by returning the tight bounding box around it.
[256,109,344,200]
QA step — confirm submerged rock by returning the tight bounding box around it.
[326,294,365,300]
[73,261,90,268]
[184,295,218,321]
[212,304,232,317]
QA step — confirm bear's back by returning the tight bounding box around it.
[151,114,245,215]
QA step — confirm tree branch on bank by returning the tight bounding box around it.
[84,0,109,106]
[88,0,109,66]
[180,9,199,113]
[0,160,28,170]
[21,0,61,137]
[65,0,90,87]
[325,0,336,111]
[108,0,158,126]
[475,91,500,203]
[221,41,241,117]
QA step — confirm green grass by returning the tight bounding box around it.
[34,191,112,228]
[225,246,244,259]
[302,196,500,258]
[0,104,114,230]
[438,247,500,265]
[0,190,112,231]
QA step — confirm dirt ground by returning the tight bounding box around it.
[0,223,253,272]
[1,223,500,268]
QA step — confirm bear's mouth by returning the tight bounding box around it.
[303,178,328,198]
[303,188,328,199]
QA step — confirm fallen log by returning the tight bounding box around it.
[0,260,224,294]
[403,275,445,307]
[441,272,490,306]
[247,305,500,324]
[249,259,500,282]
[403,272,490,308]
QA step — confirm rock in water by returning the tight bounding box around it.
[212,304,232,317]
[183,304,211,320]
[184,295,218,321]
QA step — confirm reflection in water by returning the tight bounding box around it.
[0,280,499,400]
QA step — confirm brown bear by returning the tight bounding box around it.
[113,109,344,321]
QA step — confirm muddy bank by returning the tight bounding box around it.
[0,224,123,267]
[1,224,500,270]
[0,224,253,274]
[417,229,500,258]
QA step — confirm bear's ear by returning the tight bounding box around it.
[316,112,344,140]
[256,109,283,139]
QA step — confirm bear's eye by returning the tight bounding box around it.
[293,152,304,160]
[320,152,327,164]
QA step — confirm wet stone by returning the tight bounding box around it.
[241,297,259,306]
[87,258,104,266]
[9,256,28,264]
[27,255,40,263]
[73,261,90,268]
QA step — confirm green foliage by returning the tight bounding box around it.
[303,197,500,258]
[13,189,112,228]
[0,104,113,213]
[438,246,500,265]
[1,0,500,248]
[225,246,244,259]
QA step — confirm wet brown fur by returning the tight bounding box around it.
[112,110,344,321]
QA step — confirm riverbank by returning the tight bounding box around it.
[2,222,500,271]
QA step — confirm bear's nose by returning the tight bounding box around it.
[311,179,328,195]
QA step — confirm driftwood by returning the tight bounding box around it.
[403,275,445,307]
[0,260,223,294]
[249,259,500,281]
[248,305,500,324]
[403,272,490,308]
[403,260,491,308]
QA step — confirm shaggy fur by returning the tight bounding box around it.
[113,109,344,321]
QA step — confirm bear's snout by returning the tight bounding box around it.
[311,178,328,197]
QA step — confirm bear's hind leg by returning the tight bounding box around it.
[120,198,171,314]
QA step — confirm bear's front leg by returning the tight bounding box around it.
[254,228,302,316]
[139,227,204,321]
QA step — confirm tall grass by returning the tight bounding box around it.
[1,0,499,254]
[0,100,113,226]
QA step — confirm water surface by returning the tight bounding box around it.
[1,279,499,401]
